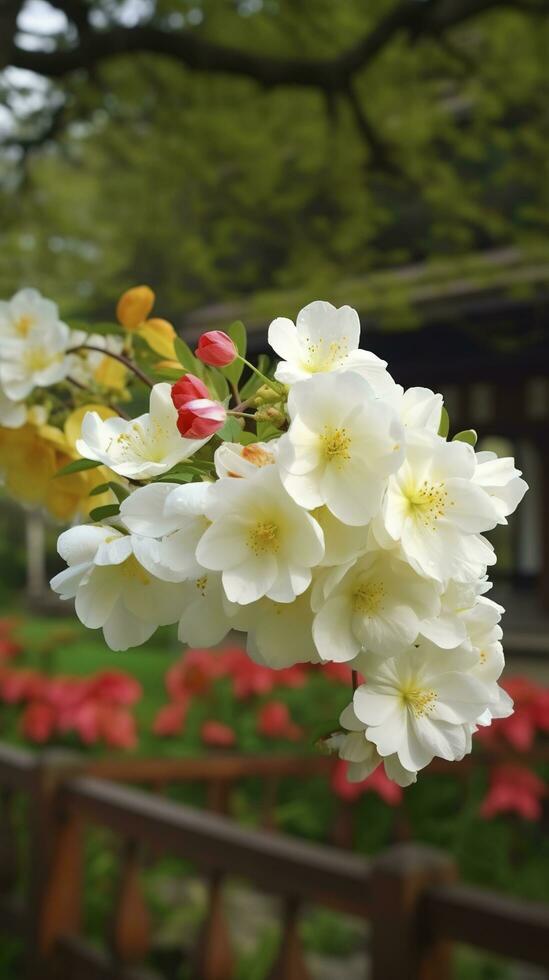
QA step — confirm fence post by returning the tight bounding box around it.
[370,842,457,980]
[26,750,83,980]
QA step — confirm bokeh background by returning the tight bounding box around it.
[1,1,549,977]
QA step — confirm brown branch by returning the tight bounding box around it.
[344,81,400,176]
[9,0,546,90]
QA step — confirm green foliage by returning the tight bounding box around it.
[173,337,200,374]
[221,320,247,387]
[89,503,121,521]
[89,481,129,501]
[1,3,547,322]
[216,416,245,442]
[438,407,450,438]
[454,429,479,447]
[55,458,102,477]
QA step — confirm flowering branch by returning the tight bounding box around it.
[67,343,154,390]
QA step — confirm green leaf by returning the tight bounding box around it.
[55,458,102,477]
[89,481,129,502]
[154,470,195,483]
[208,368,230,402]
[438,407,450,438]
[453,429,478,447]
[217,416,244,442]
[256,420,282,442]
[221,320,247,387]
[89,504,121,522]
[173,337,199,373]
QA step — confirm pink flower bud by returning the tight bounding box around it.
[176,398,226,439]
[195,330,237,367]
[171,373,210,410]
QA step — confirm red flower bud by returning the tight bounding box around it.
[171,373,210,410]
[176,399,226,439]
[195,331,237,367]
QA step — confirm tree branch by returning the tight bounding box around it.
[9,0,546,90]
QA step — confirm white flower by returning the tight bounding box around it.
[214,440,278,478]
[396,386,443,435]
[177,571,241,647]
[0,319,72,400]
[120,481,211,582]
[377,432,498,582]
[268,300,395,395]
[244,589,320,668]
[68,331,126,386]
[50,524,184,651]
[313,549,441,662]
[0,288,65,340]
[0,390,26,429]
[327,703,417,787]
[196,466,325,604]
[278,371,404,526]
[420,578,492,649]
[461,596,513,724]
[313,506,369,567]
[76,383,208,479]
[473,451,528,525]
[353,643,493,772]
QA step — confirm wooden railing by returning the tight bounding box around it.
[0,743,548,980]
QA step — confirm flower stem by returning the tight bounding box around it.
[237,356,282,396]
[352,670,358,693]
[228,410,257,421]
[67,344,154,390]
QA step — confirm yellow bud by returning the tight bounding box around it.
[116,285,155,330]
[138,318,177,360]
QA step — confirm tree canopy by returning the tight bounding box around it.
[1,0,548,323]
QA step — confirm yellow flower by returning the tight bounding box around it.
[93,354,128,392]
[0,405,122,522]
[138,318,177,360]
[115,285,177,364]
[116,285,155,330]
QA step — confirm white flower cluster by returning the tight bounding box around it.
[51,301,527,786]
[0,288,124,429]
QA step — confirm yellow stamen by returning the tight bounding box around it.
[15,314,34,337]
[405,480,449,529]
[400,685,437,718]
[321,426,351,467]
[353,580,386,615]
[248,520,279,555]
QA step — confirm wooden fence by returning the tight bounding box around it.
[0,742,548,980]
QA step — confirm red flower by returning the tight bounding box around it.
[480,765,546,821]
[195,331,237,367]
[171,373,210,409]
[257,701,302,741]
[0,668,46,703]
[331,760,403,806]
[167,649,222,699]
[322,663,357,685]
[99,706,138,749]
[153,701,188,736]
[176,399,226,439]
[0,638,22,660]
[70,700,102,744]
[89,670,142,705]
[21,701,56,743]
[201,720,236,747]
